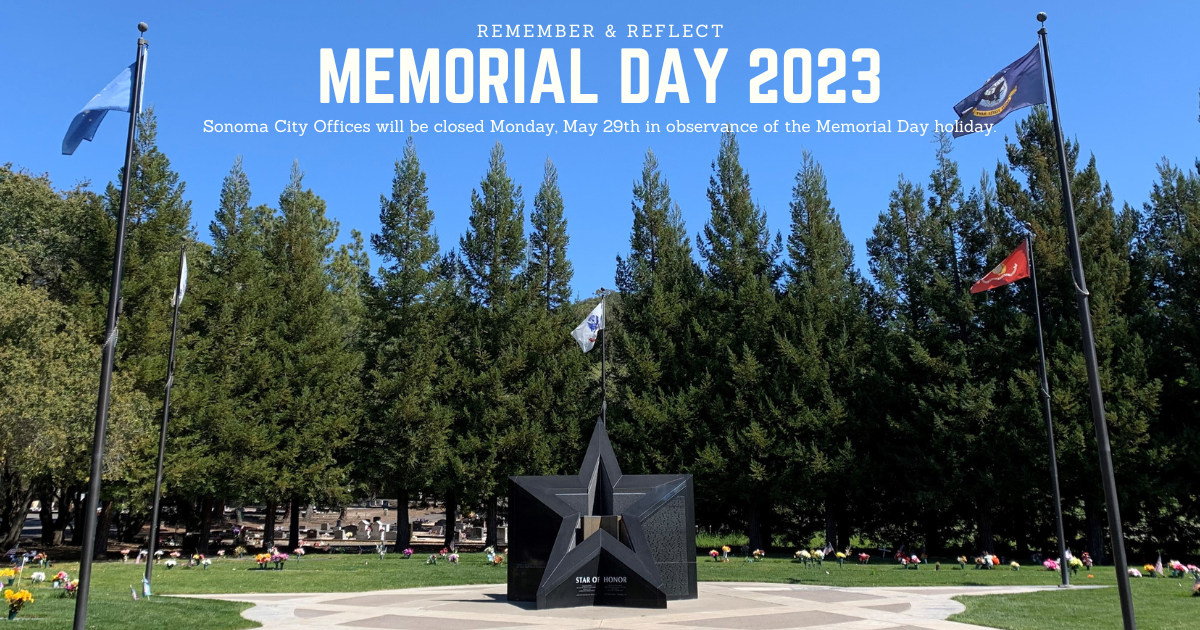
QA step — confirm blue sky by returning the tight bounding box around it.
[3,1,1198,299]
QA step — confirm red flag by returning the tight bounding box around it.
[971,243,1031,293]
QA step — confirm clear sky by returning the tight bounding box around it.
[3,1,1198,299]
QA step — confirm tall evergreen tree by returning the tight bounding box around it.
[527,159,574,311]
[361,138,452,549]
[612,150,704,481]
[264,162,362,549]
[776,150,870,550]
[695,133,784,550]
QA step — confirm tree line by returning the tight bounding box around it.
[1,106,1196,562]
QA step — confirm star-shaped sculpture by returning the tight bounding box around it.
[507,418,696,609]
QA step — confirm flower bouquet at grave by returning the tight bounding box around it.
[835,552,846,567]
[402,548,414,559]
[448,553,459,566]
[5,589,32,620]
[426,554,438,565]
[440,547,449,558]
[749,549,765,563]
[1128,567,1142,577]
[201,557,211,569]
[710,550,720,562]
[491,554,504,566]
[1143,563,1157,577]
[120,549,131,563]
[51,572,69,589]
[721,545,731,562]
[957,556,968,570]
[165,559,177,569]
[1168,561,1187,578]
[217,550,225,559]
[62,580,78,598]
[30,573,44,584]
[295,547,305,561]
[233,546,246,559]
[1043,558,1060,572]
[0,569,15,586]
[813,550,824,566]
[271,552,288,570]
[255,553,271,569]
[795,549,811,567]
[905,555,920,570]
[189,554,203,568]
[857,552,870,565]
[1010,561,1020,571]
[1069,557,1083,576]
[1081,552,1093,568]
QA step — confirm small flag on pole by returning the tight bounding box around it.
[173,250,188,306]
[142,576,151,598]
[1155,554,1163,577]
[62,49,149,155]
[952,45,1045,138]
[571,301,605,352]
[971,243,1031,293]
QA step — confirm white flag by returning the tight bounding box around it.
[571,301,605,352]
[173,250,188,307]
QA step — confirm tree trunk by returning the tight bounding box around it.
[288,497,301,550]
[263,501,276,550]
[977,509,994,554]
[395,485,411,551]
[824,510,837,550]
[485,495,498,547]
[443,489,457,549]
[71,489,85,545]
[1085,499,1107,565]
[94,499,113,560]
[836,508,852,553]
[38,488,56,546]
[0,466,34,551]
[747,507,765,552]
[197,497,213,555]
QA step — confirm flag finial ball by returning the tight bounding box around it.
[138,22,149,33]
[1036,12,1047,23]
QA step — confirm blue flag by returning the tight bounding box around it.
[952,45,1045,138]
[62,50,147,155]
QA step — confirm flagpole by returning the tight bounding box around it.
[144,243,185,595]
[74,22,148,630]
[1026,234,1069,587]
[600,289,608,425]
[1037,12,1135,628]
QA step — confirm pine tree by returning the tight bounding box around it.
[527,159,574,311]
[695,133,784,550]
[776,150,870,549]
[1132,159,1200,552]
[452,143,547,547]
[612,150,703,480]
[994,108,1158,561]
[264,162,362,548]
[361,138,452,548]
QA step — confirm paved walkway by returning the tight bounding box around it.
[185,582,1076,629]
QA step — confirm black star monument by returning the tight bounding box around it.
[506,417,696,609]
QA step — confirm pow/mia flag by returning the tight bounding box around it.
[952,45,1046,138]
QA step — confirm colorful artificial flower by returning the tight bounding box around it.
[5,588,33,614]
[1043,559,1059,571]
[164,559,177,569]
[217,550,226,557]
[30,572,45,583]
[857,552,870,564]
[448,553,459,565]
[1143,563,1155,576]
[1010,561,1020,570]
[835,552,846,559]
[492,554,504,566]
[1127,568,1141,577]
[709,550,719,560]
[402,548,414,559]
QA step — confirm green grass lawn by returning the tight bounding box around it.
[9,553,1196,629]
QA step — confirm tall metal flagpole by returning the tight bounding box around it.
[1037,12,1136,629]
[74,22,149,630]
[600,289,608,425]
[144,244,186,594]
[1026,234,1070,587]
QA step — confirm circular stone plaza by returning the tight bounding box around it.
[182,582,1086,630]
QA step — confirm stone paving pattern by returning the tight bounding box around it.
[185,581,1076,629]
